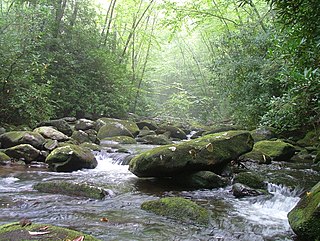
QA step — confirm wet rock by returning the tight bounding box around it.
[136,120,158,130]
[175,171,228,189]
[129,131,254,177]
[75,118,96,131]
[137,127,156,137]
[0,222,100,241]
[161,126,187,140]
[44,139,58,151]
[101,136,137,144]
[241,149,272,164]
[288,181,320,240]
[136,134,173,145]
[232,183,265,198]
[97,118,140,136]
[250,126,277,142]
[97,122,134,139]
[233,171,267,190]
[141,197,210,225]
[45,144,97,172]
[0,127,5,135]
[80,142,102,151]
[34,181,109,199]
[296,128,320,147]
[38,119,73,136]
[71,130,92,144]
[4,144,40,163]
[0,131,45,149]
[34,126,70,141]
[254,140,296,161]
[0,151,11,165]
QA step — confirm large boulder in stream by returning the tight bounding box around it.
[0,131,45,149]
[253,140,296,161]
[141,197,210,226]
[0,222,100,241]
[33,126,70,141]
[4,144,40,163]
[129,130,254,177]
[38,119,73,136]
[97,118,140,137]
[45,144,97,172]
[288,181,320,240]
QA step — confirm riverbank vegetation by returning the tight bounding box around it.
[0,0,319,132]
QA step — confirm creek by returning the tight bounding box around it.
[0,144,318,241]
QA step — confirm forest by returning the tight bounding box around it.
[0,0,319,132]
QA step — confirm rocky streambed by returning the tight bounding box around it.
[0,117,319,240]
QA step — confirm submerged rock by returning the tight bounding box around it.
[254,140,296,161]
[288,181,320,240]
[34,181,109,199]
[129,131,253,177]
[233,171,267,190]
[45,144,97,172]
[0,222,100,241]
[0,131,45,149]
[141,197,210,225]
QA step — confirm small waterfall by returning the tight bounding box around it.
[93,150,134,166]
[234,183,301,230]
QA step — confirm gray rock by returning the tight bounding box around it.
[34,126,70,141]
[75,118,96,131]
[5,144,40,163]
[0,131,45,149]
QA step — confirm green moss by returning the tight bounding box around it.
[129,131,253,177]
[233,172,267,190]
[242,149,272,164]
[254,140,296,161]
[33,181,108,199]
[0,152,11,162]
[288,182,320,240]
[0,222,100,241]
[98,118,139,136]
[141,197,210,226]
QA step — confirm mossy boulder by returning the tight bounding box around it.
[0,222,100,241]
[233,171,267,190]
[4,144,40,163]
[97,123,134,139]
[136,120,158,130]
[97,118,139,136]
[288,181,320,240]
[38,119,73,136]
[43,139,58,151]
[33,126,70,141]
[163,126,187,140]
[136,134,173,145]
[34,181,109,199]
[141,197,210,225]
[80,142,102,151]
[297,128,320,147]
[45,144,97,172]
[254,140,296,161]
[129,131,253,177]
[137,127,156,137]
[241,149,272,164]
[250,126,277,142]
[71,130,92,144]
[75,118,96,130]
[0,131,45,149]
[101,136,137,144]
[203,124,237,136]
[0,152,11,164]
[175,171,228,189]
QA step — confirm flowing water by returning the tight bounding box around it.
[0,145,314,241]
